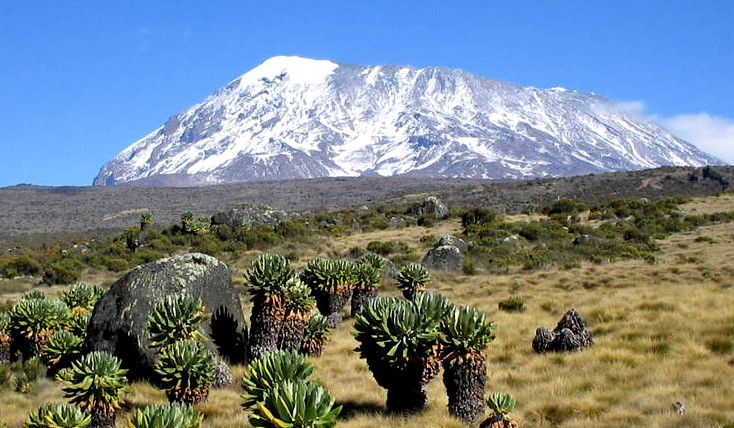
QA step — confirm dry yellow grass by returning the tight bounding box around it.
[2,194,734,427]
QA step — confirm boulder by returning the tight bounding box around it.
[211,203,292,229]
[85,253,247,379]
[573,234,591,245]
[435,235,468,253]
[407,196,449,219]
[531,327,555,353]
[532,309,593,353]
[500,235,520,246]
[423,245,462,272]
[389,216,406,229]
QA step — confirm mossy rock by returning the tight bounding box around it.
[85,253,247,379]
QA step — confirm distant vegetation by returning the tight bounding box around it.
[3,191,733,286]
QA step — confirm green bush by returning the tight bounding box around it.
[461,207,499,228]
[0,364,11,389]
[215,224,234,241]
[498,297,526,313]
[275,220,312,239]
[102,257,129,272]
[233,225,281,250]
[366,241,395,256]
[541,198,587,216]
[0,255,42,278]
[462,259,476,275]
[190,234,222,256]
[129,249,168,265]
[42,259,83,285]
[706,338,733,355]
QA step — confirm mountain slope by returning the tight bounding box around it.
[94,56,720,186]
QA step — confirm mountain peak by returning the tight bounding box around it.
[237,55,338,87]
[94,59,720,186]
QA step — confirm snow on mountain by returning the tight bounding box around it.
[94,56,721,186]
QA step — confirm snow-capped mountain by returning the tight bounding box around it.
[94,56,720,186]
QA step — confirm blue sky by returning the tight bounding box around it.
[1,0,733,187]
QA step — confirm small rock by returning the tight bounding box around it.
[573,235,591,245]
[500,236,520,246]
[389,216,406,228]
[211,359,234,388]
[671,401,686,415]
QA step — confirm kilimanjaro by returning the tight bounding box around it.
[94,56,720,186]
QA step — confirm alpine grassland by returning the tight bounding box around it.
[1,190,733,427]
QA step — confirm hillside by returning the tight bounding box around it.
[2,166,732,245]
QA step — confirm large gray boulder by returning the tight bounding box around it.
[407,196,449,219]
[435,235,468,253]
[85,253,247,379]
[423,245,463,272]
[211,203,292,229]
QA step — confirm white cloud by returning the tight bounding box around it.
[613,100,646,116]
[611,100,734,165]
[658,113,734,165]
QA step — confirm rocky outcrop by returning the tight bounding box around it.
[436,235,468,253]
[407,196,449,219]
[532,309,593,353]
[85,253,247,379]
[423,245,463,272]
[211,203,292,229]
[422,234,466,272]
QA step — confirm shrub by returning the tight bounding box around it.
[0,255,42,278]
[154,339,214,405]
[542,198,587,216]
[58,351,128,428]
[101,257,128,272]
[129,249,168,265]
[0,364,11,388]
[706,338,734,355]
[129,403,201,428]
[25,403,91,428]
[462,259,476,275]
[22,357,46,382]
[148,294,210,350]
[62,283,104,313]
[241,350,315,409]
[366,241,395,256]
[42,259,83,285]
[248,379,341,428]
[498,297,526,313]
[461,207,499,228]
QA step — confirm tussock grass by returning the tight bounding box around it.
[2,194,734,427]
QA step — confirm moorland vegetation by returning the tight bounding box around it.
[1,186,734,427]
